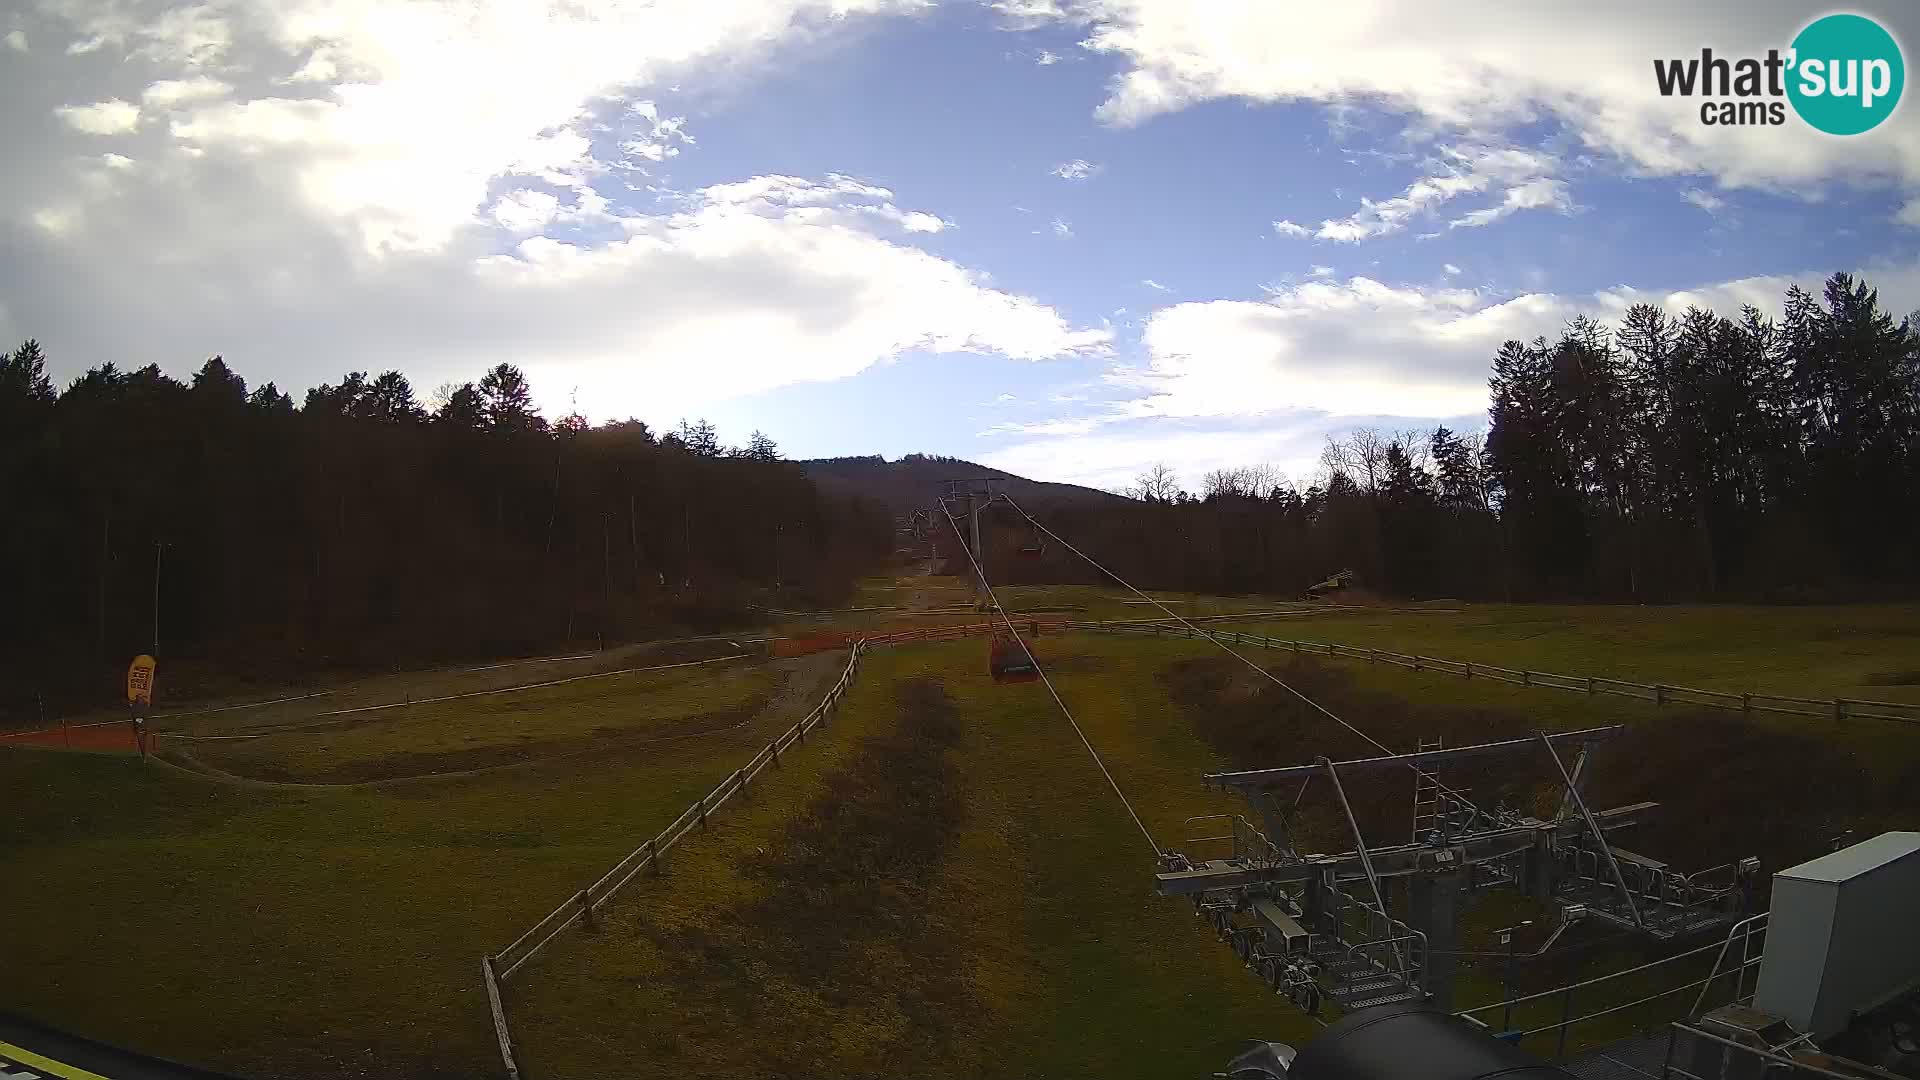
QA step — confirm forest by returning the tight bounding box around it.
[1018,273,1920,603]
[5,271,1915,719]
[0,354,892,720]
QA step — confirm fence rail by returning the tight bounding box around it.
[1063,620,1920,727]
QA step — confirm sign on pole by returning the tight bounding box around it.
[127,654,157,710]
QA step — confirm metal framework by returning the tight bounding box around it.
[1158,727,1762,1017]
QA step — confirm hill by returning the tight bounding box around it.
[800,453,1127,516]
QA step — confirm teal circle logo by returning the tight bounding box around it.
[1787,13,1905,135]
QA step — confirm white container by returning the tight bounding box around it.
[1753,832,1920,1039]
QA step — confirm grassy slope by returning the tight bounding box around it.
[0,657,838,1080]
[1231,604,1920,703]
[512,637,1307,1079]
[8,598,1920,1078]
[185,661,776,783]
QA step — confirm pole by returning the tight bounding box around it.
[1502,931,1517,1032]
[152,540,162,655]
[1556,979,1575,1059]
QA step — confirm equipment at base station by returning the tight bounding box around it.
[1220,835,1920,1080]
[988,631,1040,683]
[1305,569,1355,599]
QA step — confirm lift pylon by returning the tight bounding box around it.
[1159,725,1762,1016]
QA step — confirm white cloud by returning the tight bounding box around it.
[4,30,26,51]
[100,153,136,170]
[984,259,1920,487]
[982,422,1346,493]
[1008,0,1920,193]
[1681,188,1726,214]
[1900,200,1920,228]
[1143,278,1169,290]
[1027,260,1920,433]
[490,189,563,233]
[1272,218,1310,237]
[142,77,231,106]
[1316,144,1565,241]
[1035,48,1062,65]
[6,1,1105,419]
[898,210,947,233]
[31,0,934,257]
[1052,158,1097,179]
[1442,263,1462,275]
[619,101,695,167]
[55,99,142,135]
[1051,217,1073,238]
[982,416,1104,437]
[994,0,1075,28]
[6,165,1109,418]
[1449,176,1571,229]
[1308,264,1334,278]
[1123,277,1518,418]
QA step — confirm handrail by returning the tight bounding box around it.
[1690,912,1769,1016]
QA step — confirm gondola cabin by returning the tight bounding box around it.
[988,632,1039,683]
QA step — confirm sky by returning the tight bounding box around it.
[3,0,1918,493]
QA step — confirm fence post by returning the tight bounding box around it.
[577,889,597,931]
[1465,662,1474,680]
[1557,980,1575,1060]
[1587,677,1595,696]
[1414,656,1423,672]
[482,956,521,1080]
[1655,685,1666,706]
[1833,699,1845,723]
[1369,648,1378,664]
[1523,670,1532,687]
[647,837,663,876]
[696,793,709,828]
[735,767,749,799]
[1292,640,1301,655]
[771,741,782,768]
[1742,693,1752,715]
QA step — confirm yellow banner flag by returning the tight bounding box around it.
[126,654,157,707]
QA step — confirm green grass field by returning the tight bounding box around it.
[5,593,1919,1078]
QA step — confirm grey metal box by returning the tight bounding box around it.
[1753,832,1920,1039]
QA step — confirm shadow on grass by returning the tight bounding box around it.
[643,676,978,1077]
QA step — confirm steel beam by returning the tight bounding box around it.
[1155,803,1657,897]
[1205,725,1628,791]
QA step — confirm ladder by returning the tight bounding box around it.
[1411,737,1444,843]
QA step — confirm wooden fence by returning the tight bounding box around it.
[482,641,869,1078]
[1065,620,1920,726]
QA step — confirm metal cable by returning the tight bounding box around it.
[1003,494,1486,818]
[938,498,1163,858]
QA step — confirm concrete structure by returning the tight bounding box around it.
[1754,832,1920,1040]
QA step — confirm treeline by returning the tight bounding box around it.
[1019,273,1920,602]
[0,352,891,719]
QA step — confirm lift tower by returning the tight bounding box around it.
[941,478,1007,611]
